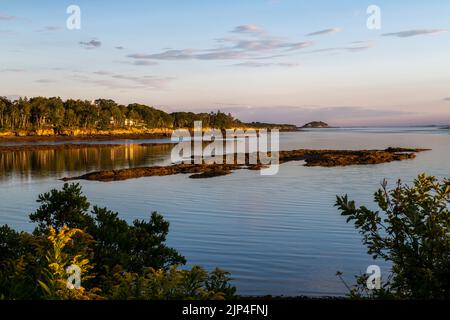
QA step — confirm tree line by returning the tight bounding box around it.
[0,96,242,132]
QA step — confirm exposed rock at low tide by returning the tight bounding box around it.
[61,147,428,182]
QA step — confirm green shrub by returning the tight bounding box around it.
[336,174,450,299]
[0,183,235,300]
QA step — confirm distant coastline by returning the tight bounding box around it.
[0,96,299,141]
[0,124,300,145]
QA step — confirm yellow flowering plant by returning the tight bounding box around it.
[38,226,101,300]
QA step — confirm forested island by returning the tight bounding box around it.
[0,96,297,138]
[301,121,330,128]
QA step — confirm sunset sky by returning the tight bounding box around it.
[1,0,450,126]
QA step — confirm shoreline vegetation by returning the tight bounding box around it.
[0,96,299,141]
[0,183,236,300]
[61,147,428,182]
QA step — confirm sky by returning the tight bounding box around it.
[1,0,450,126]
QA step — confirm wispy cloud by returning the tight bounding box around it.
[444,97,450,101]
[307,42,374,54]
[79,39,102,49]
[36,26,63,33]
[43,26,62,32]
[196,50,250,60]
[228,38,313,52]
[306,28,342,37]
[232,62,300,68]
[92,71,111,76]
[111,74,172,88]
[127,25,313,63]
[129,49,252,61]
[115,46,125,50]
[382,29,448,38]
[232,24,266,35]
[1,68,25,72]
[129,60,158,66]
[35,79,56,83]
[351,41,367,44]
[71,71,174,90]
[129,49,195,60]
[0,13,18,21]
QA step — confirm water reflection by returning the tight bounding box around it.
[0,143,174,181]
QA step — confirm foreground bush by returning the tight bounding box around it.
[336,174,450,299]
[0,183,235,300]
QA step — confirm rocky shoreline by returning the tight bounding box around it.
[0,132,171,144]
[61,147,428,182]
[0,125,301,143]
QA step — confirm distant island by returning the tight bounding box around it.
[0,96,298,139]
[301,121,330,128]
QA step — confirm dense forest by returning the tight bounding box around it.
[0,96,243,132]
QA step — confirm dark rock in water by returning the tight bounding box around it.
[61,147,429,182]
[301,121,330,128]
[189,169,232,179]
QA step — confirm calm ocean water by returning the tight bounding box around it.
[1,127,449,296]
